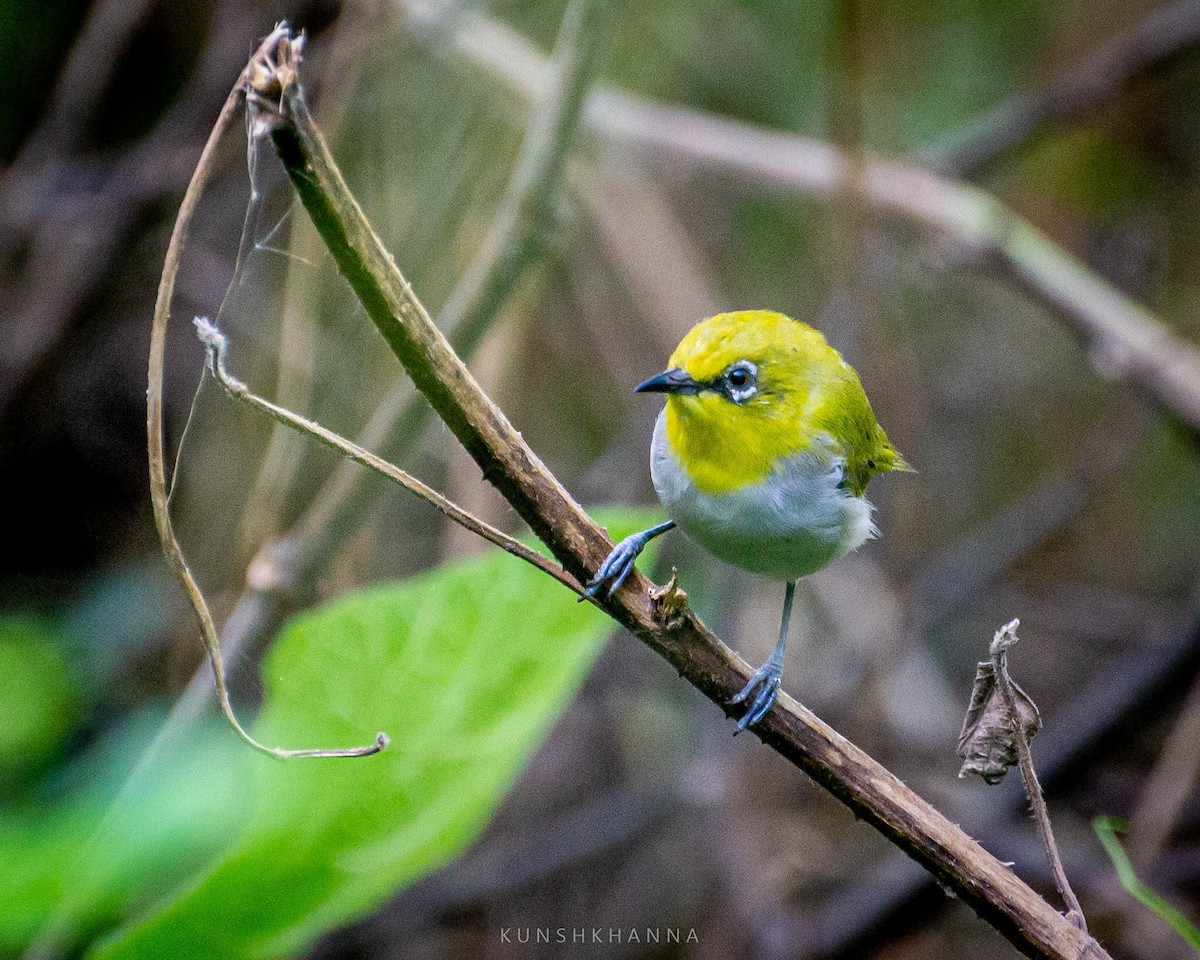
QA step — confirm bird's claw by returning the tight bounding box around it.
[730,663,783,733]
[580,533,645,602]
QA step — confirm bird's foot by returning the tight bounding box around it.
[581,532,647,601]
[730,662,783,733]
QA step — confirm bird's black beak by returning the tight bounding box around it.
[634,368,701,395]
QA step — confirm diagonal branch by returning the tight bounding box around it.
[255,30,1111,960]
[919,0,1200,176]
[986,619,1088,931]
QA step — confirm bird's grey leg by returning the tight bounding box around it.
[581,520,676,600]
[731,579,795,732]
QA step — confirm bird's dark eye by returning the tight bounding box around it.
[723,361,758,401]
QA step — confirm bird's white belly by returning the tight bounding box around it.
[649,410,875,580]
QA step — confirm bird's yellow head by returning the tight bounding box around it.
[638,310,909,495]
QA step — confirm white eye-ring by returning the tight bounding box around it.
[724,360,758,402]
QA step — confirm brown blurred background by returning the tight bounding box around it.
[3,0,1200,957]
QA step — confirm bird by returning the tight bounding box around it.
[583,309,911,732]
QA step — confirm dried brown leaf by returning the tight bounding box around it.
[958,620,1042,784]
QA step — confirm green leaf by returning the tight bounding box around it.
[0,711,251,956]
[89,507,663,960]
[0,618,77,771]
[1093,816,1200,954]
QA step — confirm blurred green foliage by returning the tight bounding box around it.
[0,710,251,956]
[0,510,658,958]
[0,619,77,775]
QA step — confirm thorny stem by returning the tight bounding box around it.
[991,619,1089,932]
[146,25,385,760]
[256,29,1111,960]
[195,315,583,594]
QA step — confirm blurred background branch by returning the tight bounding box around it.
[393,0,1200,438]
[918,0,1200,176]
[0,3,267,421]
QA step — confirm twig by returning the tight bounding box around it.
[810,616,1200,958]
[194,315,582,593]
[393,0,1200,439]
[1094,816,1200,950]
[147,25,386,761]
[237,3,379,555]
[990,620,1088,932]
[257,32,1111,960]
[918,0,1200,176]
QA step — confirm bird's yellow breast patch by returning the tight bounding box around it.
[664,393,811,494]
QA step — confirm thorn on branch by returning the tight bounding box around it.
[649,567,688,626]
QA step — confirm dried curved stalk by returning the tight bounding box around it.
[147,26,385,760]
